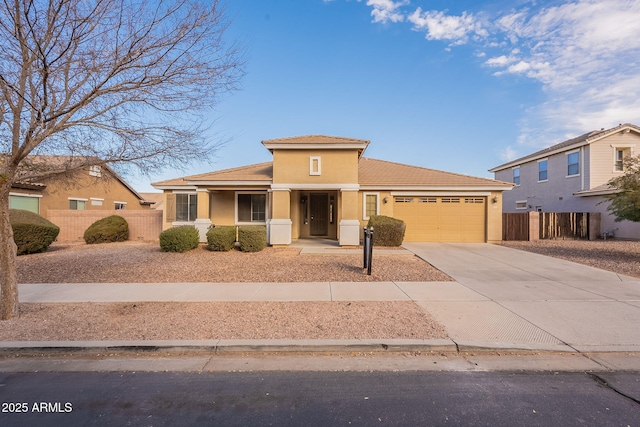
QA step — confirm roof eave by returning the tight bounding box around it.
[489,140,590,172]
[359,185,514,191]
[490,123,640,172]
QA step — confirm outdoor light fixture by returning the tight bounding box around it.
[383,196,389,204]
[492,196,499,203]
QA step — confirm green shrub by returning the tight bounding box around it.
[9,209,60,255]
[206,226,236,251]
[366,215,406,246]
[83,215,129,244]
[159,225,200,253]
[238,226,267,252]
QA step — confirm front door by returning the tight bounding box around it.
[310,193,328,236]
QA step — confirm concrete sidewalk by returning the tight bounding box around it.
[8,243,640,357]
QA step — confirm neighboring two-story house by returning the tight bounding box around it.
[489,123,640,239]
[153,135,513,245]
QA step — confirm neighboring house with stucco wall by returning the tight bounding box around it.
[153,135,512,245]
[9,156,153,216]
[490,123,640,240]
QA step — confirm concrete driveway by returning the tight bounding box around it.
[403,242,640,352]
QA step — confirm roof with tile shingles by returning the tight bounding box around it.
[153,158,510,189]
[490,123,640,172]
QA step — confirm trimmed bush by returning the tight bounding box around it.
[159,225,199,253]
[83,215,129,244]
[206,226,236,251]
[238,226,267,252]
[367,215,406,246]
[9,209,60,255]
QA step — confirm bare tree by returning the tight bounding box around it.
[0,0,244,319]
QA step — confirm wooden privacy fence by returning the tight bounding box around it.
[502,212,600,241]
[47,209,163,242]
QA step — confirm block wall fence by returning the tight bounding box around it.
[47,210,163,242]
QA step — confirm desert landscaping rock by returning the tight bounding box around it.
[11,241,452,341]
[0,302,448,341]
[501,239,640,279]
[17,241,453,283]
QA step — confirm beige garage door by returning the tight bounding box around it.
[394,196,486,242]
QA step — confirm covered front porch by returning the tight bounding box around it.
[268,187,360,246]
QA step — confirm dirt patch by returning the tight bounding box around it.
[500,239,640,278]
[0,302,448,341]
[17,241,453,283]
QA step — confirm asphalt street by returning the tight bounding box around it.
[1,370,639,426]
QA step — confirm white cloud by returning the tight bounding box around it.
[499,146,519,162]
[489,0,640,149]
[355,0,640,151]
[408,8,486,46]
[485,55,514,67]
[364,0,409,24]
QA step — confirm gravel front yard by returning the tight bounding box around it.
[17,241,453,283]
[5,241,451,341]
[500,239,640,278]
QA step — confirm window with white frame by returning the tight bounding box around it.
[516,200,527,210]
[567,152,579,176]
[513,167,520,185]
[9,193,40,214]
[309,156,321,176]
[114,202,127,210]
[538,159,548,181]
[615,149,625,171]
[237,193,266,223]
[69,198,87,210]
[175,193,197,222]
[363,193,379,220]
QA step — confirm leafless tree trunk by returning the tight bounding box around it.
[0,0,244,319]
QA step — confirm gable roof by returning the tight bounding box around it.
[359,158,511,189]
[152,162,273,188]
[261,134,370,157]
[10,155,151,205]
[153,158,511,190]
[489,123,640,172]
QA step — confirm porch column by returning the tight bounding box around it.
[269,188,292,245]
[339,189,360,246]
[194,189,211,243]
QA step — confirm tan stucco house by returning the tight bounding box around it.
[10,156,153,216]
[490,123,640,239]
[153,135,512,245]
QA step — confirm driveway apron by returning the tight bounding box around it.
[403,242,640,352]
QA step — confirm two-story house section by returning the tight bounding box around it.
[489,123,640,239]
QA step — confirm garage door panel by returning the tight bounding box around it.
[394,196,486,243]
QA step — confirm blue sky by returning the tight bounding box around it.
[134,0,640,192]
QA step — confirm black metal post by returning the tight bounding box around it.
[363,227,369,269]
[367,226,373,276]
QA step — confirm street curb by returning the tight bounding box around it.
[0,339,456,353]
[0,339,595,354]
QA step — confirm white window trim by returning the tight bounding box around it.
[235,191,268,225]
[309,156,321,176]
[10,192,43,198]
[537,158,548,183]
[362,192,380,221]
[172,192,197,224]
[114,201,127,210]
[565,150,580,178]
[515,200,528,210]
[512,166,521,186]
[611,145,635,173]
[68,197,88,202]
